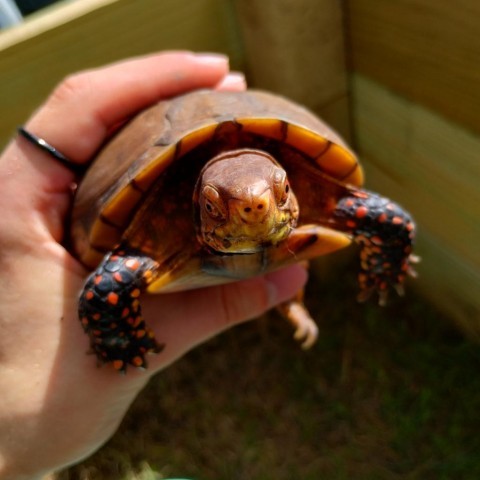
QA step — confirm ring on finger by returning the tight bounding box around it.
[17,126,86,175]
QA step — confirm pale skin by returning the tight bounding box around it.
[0,52,308,479]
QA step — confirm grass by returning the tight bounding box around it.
[55,260,480,480]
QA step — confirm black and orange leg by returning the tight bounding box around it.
[332,190,418,304]
[78,246,163,373]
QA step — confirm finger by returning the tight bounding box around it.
[216,71,247,91]
[26,51,233,163]
[142,264,309,368]
[2,52,238,243]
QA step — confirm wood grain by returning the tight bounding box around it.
[235,0,351,139]
[346,0,480,135]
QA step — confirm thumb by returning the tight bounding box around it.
[143,263,309,369]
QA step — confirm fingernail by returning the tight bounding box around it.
[217,72,247,90]
[195,52,229,67]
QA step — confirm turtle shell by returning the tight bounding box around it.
[71,89,363,268]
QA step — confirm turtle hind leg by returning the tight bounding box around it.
[78,247,164,373]
[268,226,351,349]
[277,287,319,350]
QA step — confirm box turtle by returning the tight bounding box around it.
[71,89,418,373]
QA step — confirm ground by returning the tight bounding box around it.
[55,254,480,480]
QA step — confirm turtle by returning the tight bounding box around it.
[71,89,418,373]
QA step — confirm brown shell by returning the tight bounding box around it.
[71,89,362,267]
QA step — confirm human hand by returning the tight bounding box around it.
[0,51,308,479]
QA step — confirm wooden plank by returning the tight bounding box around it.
[351,74,480,338]
[345,0,480,135]
[234,0,351,140]
[0,0,242,148]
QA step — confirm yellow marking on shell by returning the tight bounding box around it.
[85,125,217,265]
[315,143,362,184]
[134,144,176,191]
[284,123,331,157]
[180,124,217,156]
[237,117,363,186]
[237,118,286,140]
[101,183,143,228]
[89,222,121,251]
[343,164,364,186]
[133,124,217,192]
[147,272,176,293]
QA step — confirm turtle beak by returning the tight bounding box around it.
[230,189,272,225]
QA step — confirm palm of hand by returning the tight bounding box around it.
[0,52,306,478]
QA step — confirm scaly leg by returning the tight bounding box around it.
[269,226,351,349]
[332,191,419,305]
[78,246,164,373]
[277,284,318,350]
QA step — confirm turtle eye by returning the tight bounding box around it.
[202,185,226,220]
[273,168,290,206]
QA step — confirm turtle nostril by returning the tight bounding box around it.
[244,207,252,213]
[257,204,264,210]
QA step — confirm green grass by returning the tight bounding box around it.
[55,264,480,480]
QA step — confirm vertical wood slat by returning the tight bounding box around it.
[346,0,480,135]
[234,0,351,140]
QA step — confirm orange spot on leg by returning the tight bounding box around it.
[125,259,140,270]
[378,213,387,223]
[346,220,356,229]
[132,356,144,367]
[107,292,119,305]
[355,206,368,218]
[113,360,124,371]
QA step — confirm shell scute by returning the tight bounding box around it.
[315,142,362,182]
[237,117,287,141]
[72,89,363,268]
[284,123,331,158]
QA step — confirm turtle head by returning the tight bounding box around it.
[194,149,299,253]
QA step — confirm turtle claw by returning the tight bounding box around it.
[378,289,389,307]
[278,298,319,350]
[394,283,406,297]
[293,318,319,350]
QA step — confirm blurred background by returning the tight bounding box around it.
[1,1,479,479]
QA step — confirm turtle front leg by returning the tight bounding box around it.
[333,191,419,305]
[78,247,164,373]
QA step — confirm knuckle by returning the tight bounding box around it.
[50,71,93,104]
